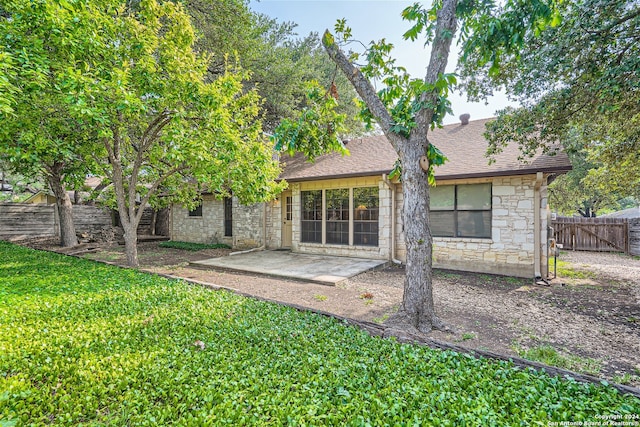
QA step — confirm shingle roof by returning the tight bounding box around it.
[601,207,640,219]
[279,118,572,182]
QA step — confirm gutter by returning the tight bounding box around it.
[382,174,402,265]
[534,172,543,279]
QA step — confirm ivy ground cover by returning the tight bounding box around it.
[1,241,638,425]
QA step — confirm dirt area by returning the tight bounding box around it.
[20,238,640,387]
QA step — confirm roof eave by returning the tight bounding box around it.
[282,166,572,183]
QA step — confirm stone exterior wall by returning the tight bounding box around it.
[265,196,282,249]
[290,176,392,260]
[171,195,265,249]
[232,198,265,249]
[170,173,550,277]
[395,175,549,278]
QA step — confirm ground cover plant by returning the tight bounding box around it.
[158,241,231,251]
[0,242,638,425]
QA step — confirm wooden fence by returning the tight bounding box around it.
[0,203,114,240]
[629,218,640,256]
[0,203,166,241]
[551,216,631,254]
[0,203,57,239]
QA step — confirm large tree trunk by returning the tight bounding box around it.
[323,0,458,333]
[112,181,141,267]
[48,169,78,247]
[391,137,443,333]
[122,220,139,267]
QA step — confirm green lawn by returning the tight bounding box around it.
[0,242,638,425]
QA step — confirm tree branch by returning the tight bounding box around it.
[141,109,173,153]
[584,7,640,37]
[135,164,189,224]
[322,30,401,150]
[415,0,458,133]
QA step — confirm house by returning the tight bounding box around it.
[23,176,104,205]
[170,118,572,278]
[601,206,640,219]
[23,191,58,204]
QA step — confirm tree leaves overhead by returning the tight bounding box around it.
[273,80,348,162]
[181,0,363,134]
[457,0,640,199]
[1,0,288,262]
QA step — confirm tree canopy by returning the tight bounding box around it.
[182,0,363,135]
[1,0,286,263]
[75,0,285,266]
[458,0,639,198]
[0,0,110,246]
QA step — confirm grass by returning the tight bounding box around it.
[372,313,390,324]
[1,241,638,425]
[455,332,477,343]
[158,241,231,251]
[461,333,476,341]
[549,257,597,279]
[516,345,602,377]
[313,294,328,302]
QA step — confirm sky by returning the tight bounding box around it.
[249,0,516,124]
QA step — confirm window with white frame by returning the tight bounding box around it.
[353,187,379,246]
[301,190,322,243]
[326,189,349,245]
[430,183,491,238]
[300,186,380,247]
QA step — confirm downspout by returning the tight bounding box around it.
[382,174,402,265]
[534,172,543,279]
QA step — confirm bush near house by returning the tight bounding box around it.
[158,241,231,251]
[0,242,638,425]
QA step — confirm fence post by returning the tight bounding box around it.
[625,221,629,254]
[52,204,60,237]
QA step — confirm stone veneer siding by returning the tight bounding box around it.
[171,195,265,249]
[265,196,282,249]
[171,173,550,278]
[394,175,549,278]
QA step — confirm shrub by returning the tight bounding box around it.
[158,241,231,251]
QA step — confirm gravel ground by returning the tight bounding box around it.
[561,250,640,284]
[560,251,640,305]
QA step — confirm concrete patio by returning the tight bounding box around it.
[189,250,388,285]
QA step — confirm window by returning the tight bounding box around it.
[326,189,349,245]
[285,196,292,221]
[301,190,322,243]
[300,186,380,247]
[224,197,233,236]
[353,187,379,246]
[188,204,202,217]
[430,183,491,238]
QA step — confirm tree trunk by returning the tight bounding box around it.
[150,210,157,236]
[113,188,141,267]
[389,138,443,333]
[322,0,458,333]
[122,220,139,267]
[48,171,78,247]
